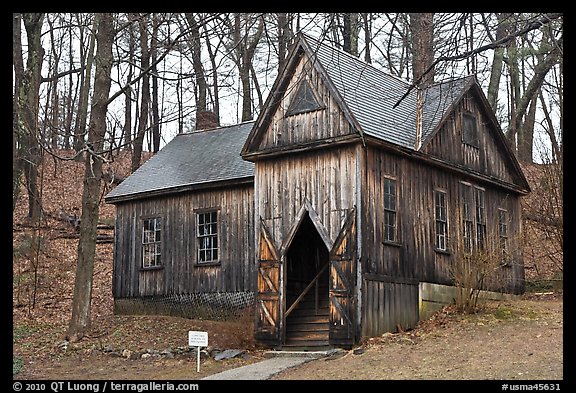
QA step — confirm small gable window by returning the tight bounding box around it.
[462,113,479,147]
[285,79,323,116]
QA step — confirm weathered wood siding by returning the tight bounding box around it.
[422,90,517,185]
[360,144,524,335]
[112,184,255,299]
[256,146,358,249]
[362,145,524,290]
[257,50,354,151]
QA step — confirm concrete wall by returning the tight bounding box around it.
[418,282,520,320]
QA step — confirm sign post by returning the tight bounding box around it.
[188,331,208,373]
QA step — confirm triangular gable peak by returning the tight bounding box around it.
[242,35,362,159]
[420,78,530,194]
[285,78,324,116]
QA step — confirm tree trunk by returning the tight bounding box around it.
[67,12,114,342]
[362,13,372,64]
[151,13,161,152]
[185,13,207,120]
[121,19,135,151]
[74,15,97,158]
[409,13,435,88]
[277,13,292,72]
[517,94,537,162]
[13,13,25,212]
[20,13,45,224]
[487,13,512,111]
[131,14,150,172]
[230,13,264,122]
[342,13,359,56]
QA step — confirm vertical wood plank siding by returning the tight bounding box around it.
[363,145,523,288]
[259,50,353,151]
[361,144,523,336]
[422,91,517,185]
[112,184,255,298]
[255,145,357,250]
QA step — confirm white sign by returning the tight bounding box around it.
[188,331,208,347]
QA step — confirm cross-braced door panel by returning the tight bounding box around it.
[255,219,281,344]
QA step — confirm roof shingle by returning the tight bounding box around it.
[105,122,255,203]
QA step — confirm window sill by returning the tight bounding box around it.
[382,241,402,248]
[194,261,221,267]
[434,249,451,256]
[140,266,164,272]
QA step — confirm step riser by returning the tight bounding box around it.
[285,290,330,349]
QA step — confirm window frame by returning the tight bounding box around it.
[196,208,220,265]
[141,215,163,270]
[474,186,487,250]
[383,177,399,245]
[498,208,511,267]
[460,182,475,253]
[285,78,325,117]
[462,112,480,148]
[434,189,449,253]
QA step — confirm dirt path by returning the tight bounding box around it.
[13,295,562,381]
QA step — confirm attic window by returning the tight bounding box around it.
[462,113,479,147]
[285,79,323,116]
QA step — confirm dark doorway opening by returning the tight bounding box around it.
[284,212,330,349]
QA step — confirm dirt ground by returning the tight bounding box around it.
[274,293,564,380]
[13,293,562,381]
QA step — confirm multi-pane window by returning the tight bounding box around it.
[434,190,448,251]
[462,113,479,147]
[197,210,218,263]
[498,208,510,265]
[460,183,474,253]
[475,188,486,250]
[142,217,162,268]
[384,178,397,242]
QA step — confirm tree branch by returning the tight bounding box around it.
[393,13,562,108]
[42,66,86,83]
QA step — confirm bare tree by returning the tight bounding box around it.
[131,13,151,172]
[13,13,25,212]
[73,14,96,158]
[18,13,45,224]
[409,13,435,88]
[67,12,115,342]
[223,13,264,122]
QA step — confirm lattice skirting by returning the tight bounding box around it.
[114,292,256,321]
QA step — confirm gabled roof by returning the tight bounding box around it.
[105,122,255,203]
[242,33,473,154]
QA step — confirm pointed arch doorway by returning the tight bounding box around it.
[283,210,330,349]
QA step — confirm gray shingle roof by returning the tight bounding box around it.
[303,35,471,150]
[421,75,474,144]
[105,122,255,203]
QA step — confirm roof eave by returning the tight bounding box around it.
[105,176,254,204]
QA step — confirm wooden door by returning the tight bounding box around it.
[329,208,357,347]
[254,219,281,345]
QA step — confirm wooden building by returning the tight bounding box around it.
[105,122,257,319]
[105,33,530,349]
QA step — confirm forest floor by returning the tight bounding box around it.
[12,151,564,381]
[13,293,563,380]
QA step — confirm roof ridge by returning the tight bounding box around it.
[424,74,475,89]
[177,120,256,136]
[300,32,412,89]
